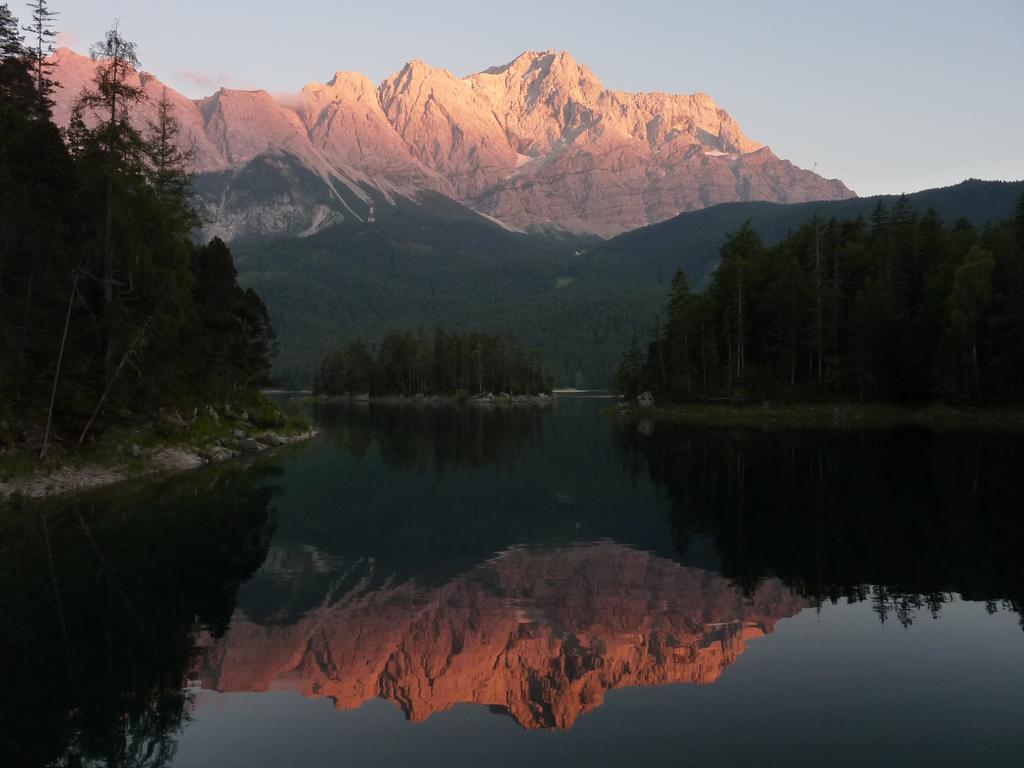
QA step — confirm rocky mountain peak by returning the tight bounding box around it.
[48,47,854,238]
[323,70,376,94]
[484,49,599,85]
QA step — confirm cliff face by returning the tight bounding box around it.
[50,48,853,239]
[193,543,809,729]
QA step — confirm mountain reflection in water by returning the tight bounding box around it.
[3,397,1024,767]
[193,542,807,730]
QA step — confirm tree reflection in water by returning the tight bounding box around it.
[313,400,548,471]
[613,422,1024,627]
[4,403,1024,765]
[0,463,280,767]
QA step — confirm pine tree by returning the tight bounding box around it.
[711,222,763,391]
[146,88,191,198]
[22,0,57,116]
[0,3,74,413]
[0,4,23,58]
[616,335,644,398]
[76,23,147,378]
[661,269,694,397]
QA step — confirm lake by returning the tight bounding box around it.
[3,395,1023,767]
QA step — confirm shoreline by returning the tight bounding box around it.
[304,392,556,406]
[607,401,1024,433]
[0,422,317,504]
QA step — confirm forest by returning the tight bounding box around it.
[314,328,552,397]
[0,3,277,458]
[618,196,1024,405]
[612,422,1024,626]
[238,180,1024,392]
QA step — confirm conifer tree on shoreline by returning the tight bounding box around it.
[0,6,278,458]
[619,196,1024,406]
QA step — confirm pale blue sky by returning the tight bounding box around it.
[47,0,1024,196]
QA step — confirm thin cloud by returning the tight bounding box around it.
[175,70,233,91]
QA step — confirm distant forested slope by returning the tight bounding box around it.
[237,180,1024,388]
[585,179,1024,287]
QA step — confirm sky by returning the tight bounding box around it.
[50,0,1024,197]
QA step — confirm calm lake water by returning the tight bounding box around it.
[3,395,1024,767]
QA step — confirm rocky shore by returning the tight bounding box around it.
[0,405,316,503]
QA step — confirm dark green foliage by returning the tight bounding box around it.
[0,14,277,453]
[239,180,1023,390]
[233,206,620,389]
[0,462,278,767]
[591,179,1024,291]
[22,0,57,115]
[615,422,1024,621]
[621,196,1024,404]
[314,327,551,397]
[615,335,645,398]
[179,238,277,401]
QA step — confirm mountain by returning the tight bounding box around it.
[50,47,852,238]
[193,543,808,729]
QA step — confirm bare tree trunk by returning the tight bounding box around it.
[832,243,841,379]
[736,276,745,375]
[700,318,707,390]
[102,91,118,378]
[656,338,666,391]
[14,271,34,408]
[40,266,80,460]
[77,318,151,449]
[971,333,982,402]
[726,320,733,397]
[683,330,691,396]
[815,216,823,383]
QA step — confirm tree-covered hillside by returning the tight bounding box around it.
[237,180,1024,389]
[588,178,1024,288]
[233,209,636,388]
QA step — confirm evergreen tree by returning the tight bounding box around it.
[710,222,764,392]
[0,3,23,59]
[315,329,549,397]
[661,269,695,396]
[76,23,147,377]
[0,2,74,414]
[189,238,275,400]
[622,201,1024,406]
[616,335,645,398]
[949,245,995,402]
[1,14,281,457]
[22,0,56,115]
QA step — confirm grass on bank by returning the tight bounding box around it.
[607,400,1024,432]
[0,392,308,487]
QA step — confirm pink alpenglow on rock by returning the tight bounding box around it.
[191,543,810,729]
[50,48,854,239]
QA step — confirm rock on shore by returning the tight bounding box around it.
[0,429,317,503]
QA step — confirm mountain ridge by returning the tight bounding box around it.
[590,177,1024,286]
[50,47,853,238]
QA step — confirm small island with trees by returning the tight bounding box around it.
[313,328,553,403]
